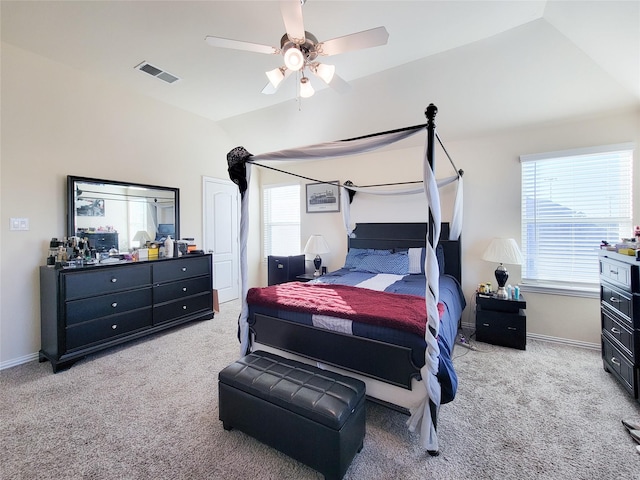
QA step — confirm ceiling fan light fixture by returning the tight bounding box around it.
[283,45,304,71]
[299,76,314,98]
[265,67,286,88]
[313,63,335,84]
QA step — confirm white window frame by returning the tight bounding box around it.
[262,183,301,260]
[520,143,634,298]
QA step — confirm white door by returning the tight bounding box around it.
[203,177,240,303]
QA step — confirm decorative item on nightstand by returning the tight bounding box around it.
[304,234,330,277]
[482,238,524,300]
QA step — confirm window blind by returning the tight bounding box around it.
[520,144,634,288]
[263,184,301,257]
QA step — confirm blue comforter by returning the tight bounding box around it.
[312,270,465,404]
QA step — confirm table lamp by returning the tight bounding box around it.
[132,230,152,248]
[304,234,330,276]
[482,238,524,299]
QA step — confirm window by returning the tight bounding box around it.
[263,184,301,258]
[520,143,634,292]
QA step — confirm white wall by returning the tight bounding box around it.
[0,43,245,367]
[258,108,640,346]
[2,39,638,367]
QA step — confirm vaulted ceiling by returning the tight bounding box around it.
[2,1,638,152]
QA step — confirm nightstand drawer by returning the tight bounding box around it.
[476,306,526,350]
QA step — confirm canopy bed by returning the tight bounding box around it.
[226,104,464,454]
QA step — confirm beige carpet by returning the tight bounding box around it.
[1,299,639,479]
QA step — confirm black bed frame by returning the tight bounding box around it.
[249,222,461,392]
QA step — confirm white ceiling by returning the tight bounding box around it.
[2,0,639,152]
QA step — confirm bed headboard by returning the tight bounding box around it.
[348,222,462,283]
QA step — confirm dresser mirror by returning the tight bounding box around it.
[67,175,180,253]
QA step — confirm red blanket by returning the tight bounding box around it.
[247,282,443,337]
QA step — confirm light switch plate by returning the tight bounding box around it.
[10,217,29,231]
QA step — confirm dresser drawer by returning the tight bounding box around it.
[153,256,211,284]
[600,257,632,289]
[601,307,635,359]
[601,282,633,321]
[153,292,213,325]
[64,264,152,300]
[66,308,153,351]
[153,276,211,304]
[66,288,152,326]
[602,335,636,396]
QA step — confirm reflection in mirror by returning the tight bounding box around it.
[67,176,180,253]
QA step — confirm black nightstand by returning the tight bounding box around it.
[295,273,317,282]
[475,293,527,350]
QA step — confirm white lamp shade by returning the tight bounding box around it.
[265,67,285,88]
[304,234,330,255]
[299,77,314,98]
[314,63,335,84]
[283,46,304,71]
[482,238,523,265]
[132,230,152,244]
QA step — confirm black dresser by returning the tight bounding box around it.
[39,254,214,372]
[599,250,640,403]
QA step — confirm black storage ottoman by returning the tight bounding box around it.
[218,350,366,480]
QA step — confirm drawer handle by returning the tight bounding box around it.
[182,305,188,310]
[609,297,620,303]
[507,326,517,331]
[610,327,621,335]
[482,323,490,327]
[111,302,118,308]
[182,287,187,292]
[182,267,187,272]
[609,269,618,275]
[611,356,620,366]
[111,324,118,330]
[111,278,117,283]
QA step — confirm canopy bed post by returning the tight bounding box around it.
[425,103,437,247]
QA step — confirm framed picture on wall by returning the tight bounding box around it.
[306,181,340,213]
[76,198,105,217]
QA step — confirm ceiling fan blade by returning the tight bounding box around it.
[262,68,293,94]
[280,0,305,44]
[326,72,351,94]
[205,35,278,55]
[309,68,351,94]
[317,26,389,56]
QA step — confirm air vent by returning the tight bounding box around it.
[135,62,180,84]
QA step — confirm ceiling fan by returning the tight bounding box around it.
[205,0,389,98]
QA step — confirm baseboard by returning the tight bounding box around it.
[0,352,39,371]
[460,321,599,351]
[526,332,600,350]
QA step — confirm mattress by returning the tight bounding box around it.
[247,271,466,404]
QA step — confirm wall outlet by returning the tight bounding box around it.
[10,217,29,231]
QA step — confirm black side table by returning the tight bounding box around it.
[475,293,527,350]
[295,273,317,282]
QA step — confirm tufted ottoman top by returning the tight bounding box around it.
[219,350,366,430]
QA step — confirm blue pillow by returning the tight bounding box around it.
[350,252,409,274]
[344,248,392,269]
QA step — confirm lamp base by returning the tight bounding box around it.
[495,286,508,299]
[313,254,322,277]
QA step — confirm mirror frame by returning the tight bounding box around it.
[67,175,180,252]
